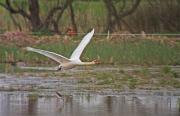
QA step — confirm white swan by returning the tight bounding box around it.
[24,29,99,70]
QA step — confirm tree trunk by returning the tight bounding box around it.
[28,0,41,31]
[103,0,141,32]
[68,0,77,32]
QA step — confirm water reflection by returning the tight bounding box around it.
[0,92,179,116]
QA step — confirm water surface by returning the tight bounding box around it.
[0,92,179,116]
[0,64,180,116]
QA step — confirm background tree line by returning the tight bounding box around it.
[0,0,180,34]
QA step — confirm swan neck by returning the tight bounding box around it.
[81,62,95,65]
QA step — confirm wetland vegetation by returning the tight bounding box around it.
[0,35,180,65]
[0,1,180,116]
[0,0,180,91]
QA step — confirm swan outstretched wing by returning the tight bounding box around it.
[26,47,70,63]
[70,29,94,59]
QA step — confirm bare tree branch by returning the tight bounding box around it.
[0,0,30,19]
[120,0,141,17]
[120,0,126,12]
[44,6,63,25]
[103,0,141,32]
[0,2,7,9]
[43,0,69,33]
[68,0,77,32]
[0,0,73,33]
[54,1,68,26]
[9,14,22,31]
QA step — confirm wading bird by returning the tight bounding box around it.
[23,29,99,71]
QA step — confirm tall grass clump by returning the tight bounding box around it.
[0,37,180,65]
[83,39,180,65]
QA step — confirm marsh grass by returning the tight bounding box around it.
[127,77,138,89]
[159,78,180,88]
[85,40,180,65]
[86,71,141,89]
[160,66,180,78]
[0,38,180,65]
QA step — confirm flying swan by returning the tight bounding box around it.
[23,29,99,71]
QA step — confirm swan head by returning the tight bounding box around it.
[92,59,101,64]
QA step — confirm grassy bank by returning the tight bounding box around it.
[0,36,180,65]
[76,66,180,90]
[1,64,179,91]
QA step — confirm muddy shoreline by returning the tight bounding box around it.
[0,65,180,95]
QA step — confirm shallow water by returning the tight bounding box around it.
[1,63,180,73]
[0,64,180,116]
[0,92,180,116]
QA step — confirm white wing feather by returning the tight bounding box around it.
[70,29,94,60]
[26,47,70,63]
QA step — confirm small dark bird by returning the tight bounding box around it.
[56,91,63,98]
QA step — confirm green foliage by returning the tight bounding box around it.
[127,77,138,89]
[84,40,180,65]
[161,66,180,78]
[159,79,180,88]
[172,72,179,78]
[1,0,180,33]
[140,68,150,77]
[161,66,172,74]
[96,72,115,85]
[0,39,180,65]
